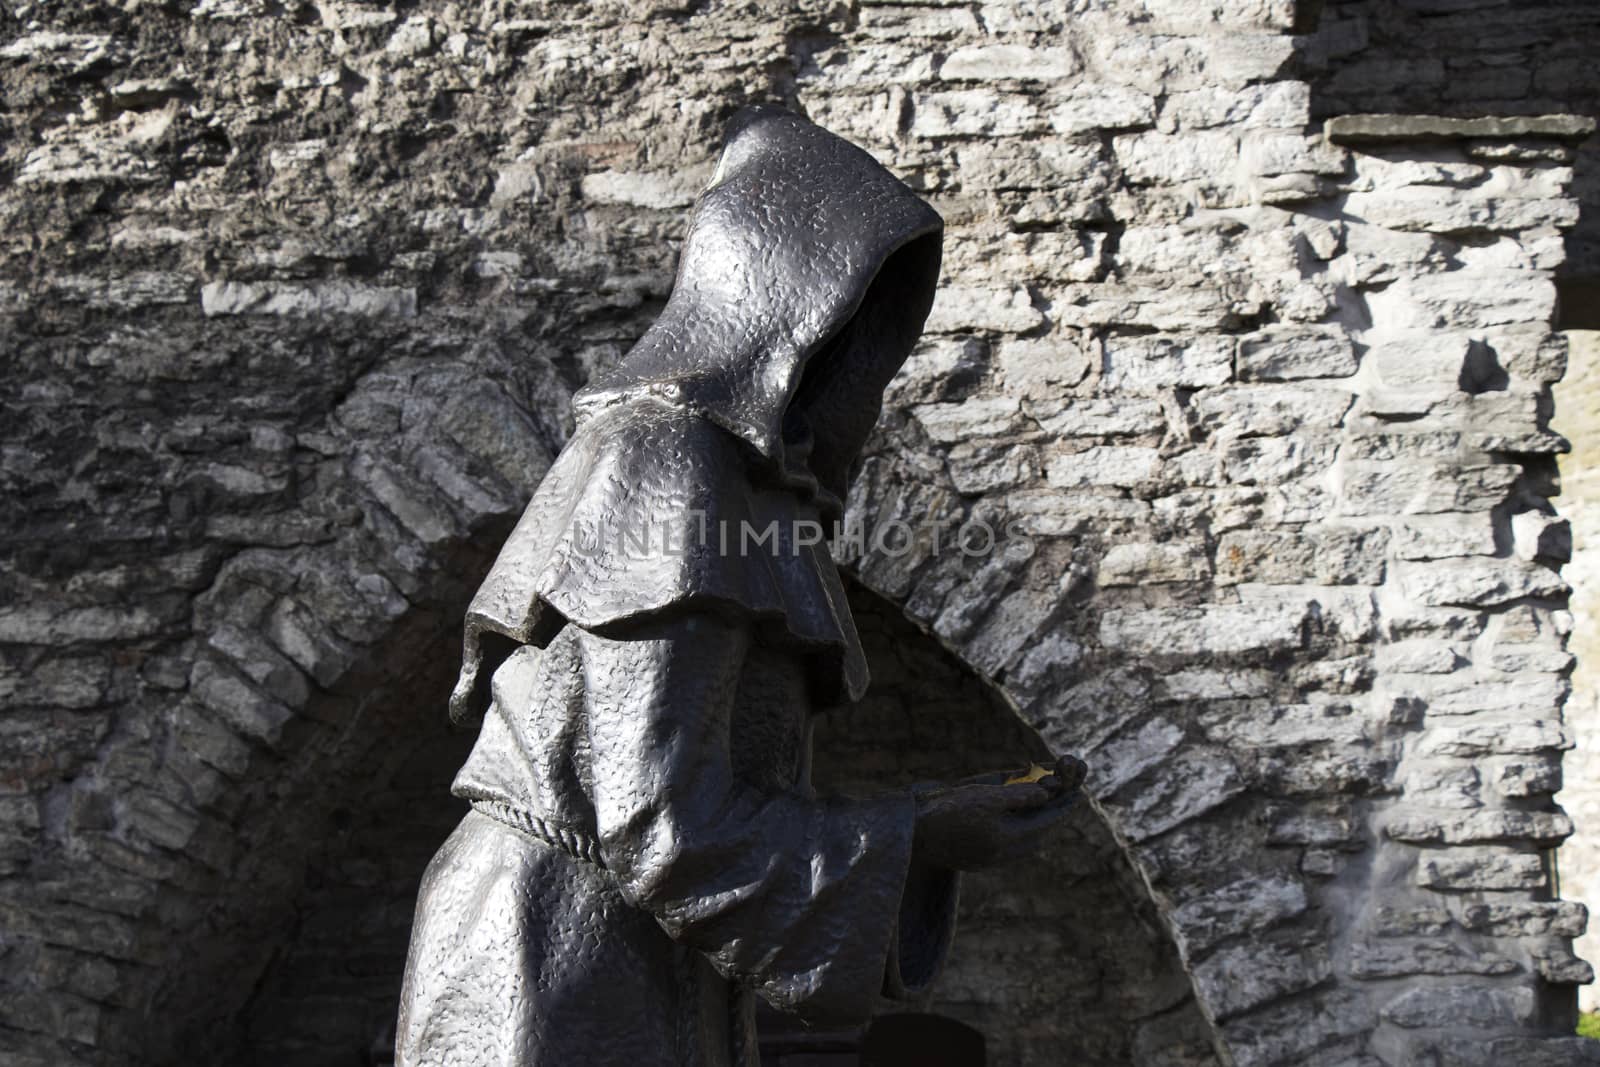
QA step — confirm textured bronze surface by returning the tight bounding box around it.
[398,108,1079,1067]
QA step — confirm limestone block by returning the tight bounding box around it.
[1454,899,1588,938]
[797,44,938,90]
[1349,939,1519,978]
[1098,542,1211,585]
[1385,809,1574,846]
[0,31,124,70]
[1194,384,1354,436]
[1420,720,1573,758]
[200,282,418,318]
[1338,464,1519,517]
[1102,334,1234,392]
[351,457,459,546]
[1157,668,1276,701]
[993,334,1093,398]
[1235,583,1377,640]
[1091,33,1293,94]
[1364,272,1557,332]
[1339,222,1450,288]
[1373,641,1462,674]
[1052,283,1250,331]
[1242,131,1347,178]
[946,441,1040,493]
[1372,905,1454,937]
[0,657,111,710]
[1217,527,1386,585]
[1192,941,1331,1021]
[1476,323,1568,384]
[1114,130,1242,185]
[910,89,1046,138]
[265,598,355,689]
[1047,85,1158,135]
[1491,754,1563,798]
[18,135,166,187]
[1347,189,1580,235]
[924,285,1044,333]
[1107,747,1247,841]
[1369,334,1473,389]
[856,5,979,39]
[1392,513,1499,560]
[1220,435,1340,486]
[1237,325,1357,381]
[1044,445,1162,488]
[1220,989,1376,1067]
[1381,983,1535,1028]
[580,167,707,209]
[1160,83,1311,133]
[1199,702,1371,748]
[204,625,311,710]
[189,659,294,748]
[1532,948,1595,985]
[1416,849,1549,891]
[173,701,253,778]
[1267,809,1361,847]
[1099,602,1306,656]
[938,44,1076,82]
[1086,717,1184,797]
[1409,674,1569,718]
[1397,558,1567,608]
[960,584,1063,677]
[1171,876,1308,957]
[0,605,165,646]
[951,140,1106,191]
[912,396,1024,443]
[1004,489,1153,536]
[1326,114,1598,143]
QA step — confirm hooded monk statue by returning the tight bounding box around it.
[396,106,1086,1067]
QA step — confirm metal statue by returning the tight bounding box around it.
[396,106,1084,1067]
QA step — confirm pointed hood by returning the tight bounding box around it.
[449,108,942,723]
[573,106,944,516]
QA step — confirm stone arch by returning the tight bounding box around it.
[220,576,1219,1067]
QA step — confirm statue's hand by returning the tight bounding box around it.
[911,755,1085,871]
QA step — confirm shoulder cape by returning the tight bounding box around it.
[450,400,868,723]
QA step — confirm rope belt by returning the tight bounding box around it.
[471,799,607,868]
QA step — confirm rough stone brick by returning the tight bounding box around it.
[1102,334,1235,392]
[1415,849,1549,891]
[1237,325,1358,381]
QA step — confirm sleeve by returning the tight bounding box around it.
[576,611,948,1024]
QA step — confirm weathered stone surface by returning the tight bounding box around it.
[1237,325,1358,381]
[1192,942,1331,1021]
[1397,559,1568,608]
[1349,939,1519,979]
[1100,603,1306,656]
[1416,848,1549,891]
[1171,876,1309,957]
[1099,542,1212,586]
[2,2,1594,1064]
[1381,983,1536,1030]
[1386,809,1574,846]
[1326,113,1597,143]
[1102,334,1234,392]
[200,282,419,319]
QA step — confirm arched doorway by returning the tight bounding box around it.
[233,584,1212,1065]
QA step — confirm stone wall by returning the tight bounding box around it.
[237,586,1216,1066]
[1,1,1597,1065]
[1302,0,1600,282]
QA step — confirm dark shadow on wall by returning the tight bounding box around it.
[230,582,1214,1067]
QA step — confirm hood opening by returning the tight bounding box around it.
[781,229,944,514]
